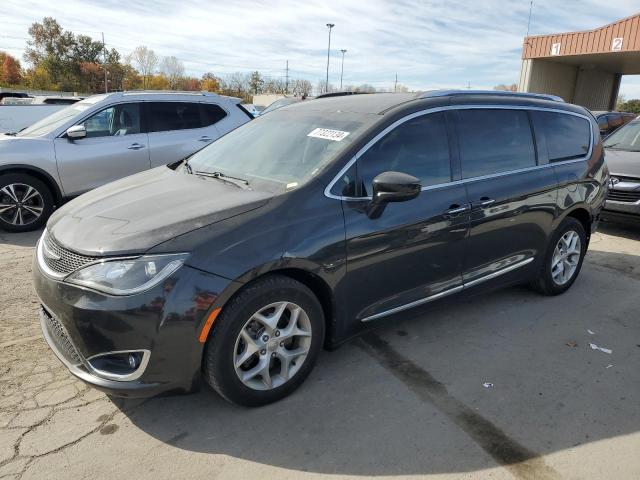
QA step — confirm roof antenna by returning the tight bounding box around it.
[526,0,534,37]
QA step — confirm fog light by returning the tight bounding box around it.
[86,350,149,381]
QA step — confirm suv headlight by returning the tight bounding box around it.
[66,253,188,295]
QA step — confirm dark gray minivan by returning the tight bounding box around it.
[33,91,608,406]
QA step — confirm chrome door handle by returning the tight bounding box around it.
[198,136,212,143]
[443,204,471,216]
[127,143,144,150]
[472,197,495,208]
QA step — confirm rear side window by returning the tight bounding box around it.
[456,109,536,178]
[147,102,202,132]
[201,103,227,126]
[356,112,452,196]
[531,111,590,162]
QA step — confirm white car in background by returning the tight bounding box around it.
[240,103,263,117]
[0,90,252,231]
[0,96,84,135]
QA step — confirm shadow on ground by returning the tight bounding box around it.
[599,217,640,240]
[0,228,43,248]
[115,248,640,477]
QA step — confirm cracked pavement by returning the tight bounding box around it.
[1,222,639,480]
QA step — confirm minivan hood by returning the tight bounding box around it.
[48,166,272,255]
[605,148,640,178]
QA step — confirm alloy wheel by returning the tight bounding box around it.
[551,230,581,285]
[233,301,312,391]
[0,183,44,226]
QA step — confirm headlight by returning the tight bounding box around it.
[66,253,188,295]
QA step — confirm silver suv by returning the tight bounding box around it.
[0,91,251,232]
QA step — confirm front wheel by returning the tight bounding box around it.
[531,217,587,295]
[203,275,325,407]
[0,173,54,232]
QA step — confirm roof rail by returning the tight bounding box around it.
[417,89,564,102]
[121,90,217,96]
[316,91,368,99]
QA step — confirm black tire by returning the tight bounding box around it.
[0,173,54,232]
[203,275,325,407]
[530,217,587,295]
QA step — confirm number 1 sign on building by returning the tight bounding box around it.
[550,43,561,56]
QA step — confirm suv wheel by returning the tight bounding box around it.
[0,173,54,232]
[531,217,587,295]
[203,275,325,407]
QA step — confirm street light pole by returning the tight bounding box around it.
[325,23,335,93]
[340,49,347,90]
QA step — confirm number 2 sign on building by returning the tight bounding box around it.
[611,38,623,51]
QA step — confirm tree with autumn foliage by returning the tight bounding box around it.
[0,52,23,86]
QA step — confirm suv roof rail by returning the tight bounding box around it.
[121,90,219,96]
[316,91,368,99]
[417,89,565,102]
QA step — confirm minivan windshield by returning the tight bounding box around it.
[187,108,377,190]
[17,94,107,137]
[603,120,640,151]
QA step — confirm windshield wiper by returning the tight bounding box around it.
[194,170,250,189]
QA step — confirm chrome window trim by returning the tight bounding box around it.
[361,257,534,322]
[324,104,594,201]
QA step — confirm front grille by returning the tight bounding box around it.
[41,306,84,366]
[42,233,97,275]
[608,189,640,203]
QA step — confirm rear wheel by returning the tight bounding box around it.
[531,217,587,295]
[0,173,54,232]
[203,275,325,407]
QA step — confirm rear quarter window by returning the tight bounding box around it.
[201,103,227,126]
[531,111,591,162]
[455,109,536,178]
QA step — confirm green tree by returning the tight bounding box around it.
[24,17,75,85]
[618,99,640,115]
[248,71,264,95]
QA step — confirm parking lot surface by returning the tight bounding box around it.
[0,222,639,480]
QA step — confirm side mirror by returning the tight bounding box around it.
[372,171,421,204]
[66,125,86,140]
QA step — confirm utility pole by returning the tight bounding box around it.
[526,0,534,37]
[325,23,335,94]
[101,32,108,93]
[394,74,398,93]
[285,60,289,94]
[339,49,346,90]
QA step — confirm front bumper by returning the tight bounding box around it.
[33,252,238,398]
[603,199,640,217]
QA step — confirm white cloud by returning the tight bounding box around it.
[1,0,639,96]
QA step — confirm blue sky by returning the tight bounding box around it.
[1,0,639,97]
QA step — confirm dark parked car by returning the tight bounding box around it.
[592,110,636,137]
[601,119,640,220]
[33,90,607,406]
